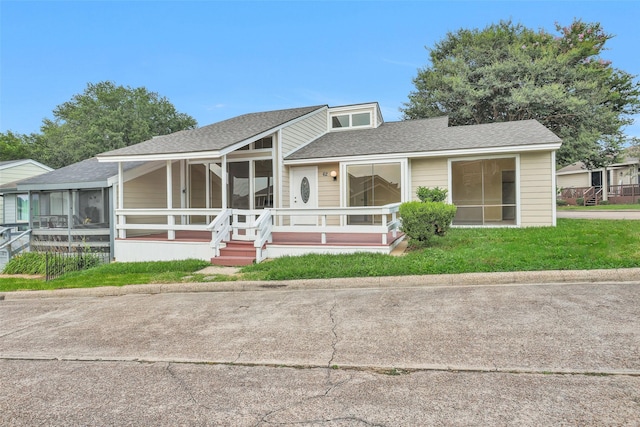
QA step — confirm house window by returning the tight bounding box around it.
[331,112,372,129]
[332,115,350,128]
[347,162,402,224]
[352,112,371,127]
[451,158,517,225]
[254,137,273,149]
[16,194,29,222]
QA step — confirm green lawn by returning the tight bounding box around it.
[558,203,640,211]
[1,218,639,292]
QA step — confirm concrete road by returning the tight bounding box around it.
[557,209,640,220]
[1,281,639,426]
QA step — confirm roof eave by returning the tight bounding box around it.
[284,142,563,165]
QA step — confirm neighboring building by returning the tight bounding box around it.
[94,102,562,265]
[557,158,640,205]
[1,158,145,259]
[0,159,53,224]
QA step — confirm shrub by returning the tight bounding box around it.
[416,186,448,203]
[599,200,610,205]
[576,197,584,206]
[2,252,47,275]
[556,199,568,206]
[399,201,457,245]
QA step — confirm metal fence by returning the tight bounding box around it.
[45,250,111,281]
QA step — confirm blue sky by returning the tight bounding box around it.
[1,1,639,139]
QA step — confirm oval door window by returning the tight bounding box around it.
[300,177,310,204]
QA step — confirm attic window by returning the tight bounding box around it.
[331,112,371,129]
[332,115,350,128]
[254,136,273,149]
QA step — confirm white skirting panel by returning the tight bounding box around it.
[115,240,214,262]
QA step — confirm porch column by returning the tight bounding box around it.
[180,159,187,225]
[602,167,609,202]
[222,155,228,209]
[118,162,126,239]
[166,160,175,240]
[205,163,211,224]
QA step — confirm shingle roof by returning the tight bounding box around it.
[99,105,326,158]
[16,158,144,189]
[286,117,561,160]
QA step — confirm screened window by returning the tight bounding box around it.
[451,158,516,225]
[347,163,402,224]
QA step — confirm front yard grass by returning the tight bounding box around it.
[1,219,639,291]
[558,203,640,210]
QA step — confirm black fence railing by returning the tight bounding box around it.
[45,250,111,281]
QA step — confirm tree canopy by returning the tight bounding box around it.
[1,81,197,168]
[401,20,640,167]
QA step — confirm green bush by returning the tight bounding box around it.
[2,252,47,275]
[576,197,584,206]
[556,199,568,206]
[416,186,448,203]
[599,200,610,205]
[399,201,457,245]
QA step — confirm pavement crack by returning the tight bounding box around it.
[165,362,210,410]
[326,296,339,385]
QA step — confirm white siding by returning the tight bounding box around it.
[281,109,327,157]
[0,163,50,185]
[520,151,554,227]
[0,163,50,223]
[2,194,17,223]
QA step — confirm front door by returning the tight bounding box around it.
[290,166,318,225]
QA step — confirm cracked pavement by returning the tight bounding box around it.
[1,280,639,425]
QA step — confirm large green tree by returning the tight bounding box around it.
[33,81,197,168]
[402,20,640,167]
[0,131,34,161]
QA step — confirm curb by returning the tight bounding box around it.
[2,268,639,300]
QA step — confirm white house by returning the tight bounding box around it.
[95,102,562,265]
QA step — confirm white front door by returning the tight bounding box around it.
[290,166,318,225]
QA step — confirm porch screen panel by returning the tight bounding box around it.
[254,160,273,208]
[228,161,250,209]
[451,158,516,225]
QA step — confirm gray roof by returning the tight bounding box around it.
[99,105,325,158]
[15,158,145,190]
[286,117,561,160]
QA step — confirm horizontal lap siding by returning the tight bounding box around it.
[1,164,50,223]
[281,109,327,157]
[2,194,17,223]
[557,172,588,188]
[318,163,340,208]
[410,158,448,200]
[280,109,328,208]
[123,166,169,226]
[520,152,554,227]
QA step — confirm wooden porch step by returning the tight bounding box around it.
[211,240,256,266]
[211,255,255,266]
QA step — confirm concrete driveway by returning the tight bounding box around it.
[1,279,639,426]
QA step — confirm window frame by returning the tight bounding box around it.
[448,154,520,227]
[329,111,373,131]
[340,158,409,208]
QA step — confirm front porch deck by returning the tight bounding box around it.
[121,230,404,247]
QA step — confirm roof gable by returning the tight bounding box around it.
[98,105,326,160]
